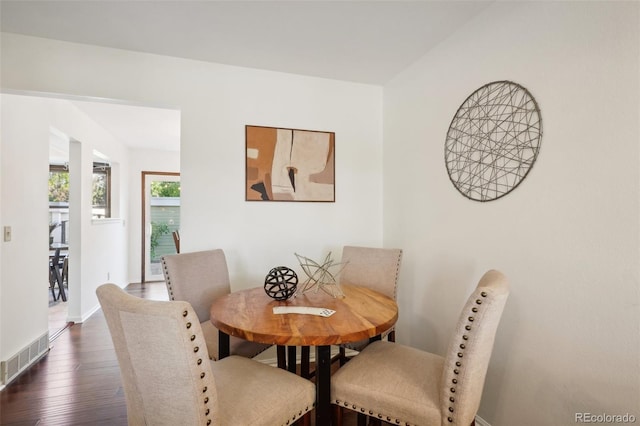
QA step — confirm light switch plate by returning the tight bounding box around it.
[4,226,11,242]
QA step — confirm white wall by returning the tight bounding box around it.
[1,96,50,366]
[383,2,639,425]
[127,148,180,283]
[0,33,384,366]
[0,94,131,365]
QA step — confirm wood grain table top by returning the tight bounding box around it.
[210,284,398,346]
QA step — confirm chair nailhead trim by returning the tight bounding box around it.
[334,400,410,426]
[447,288,490,425]
[182,308,213,426]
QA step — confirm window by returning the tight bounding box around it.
[48,162,112,220]
[92,162,111,219]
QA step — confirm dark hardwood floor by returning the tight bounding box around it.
[1,282,362,425]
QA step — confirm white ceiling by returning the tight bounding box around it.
[48,100,181,163]
[2,0,491,154]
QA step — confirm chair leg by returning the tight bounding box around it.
[357,412,368,426]
[295,411,311,426]
[49,268,58,301]
[388,329,396,342]
[332,405,343,426]
[51,263,66,302]
[56,270,67,302]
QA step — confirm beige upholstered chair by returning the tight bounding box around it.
[97,284,315,426]
[336,246,403,363]
[331,269,510,426]
[161,249,271,360]
[298,246,403,377]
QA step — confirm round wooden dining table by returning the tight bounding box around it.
[210,284,398,426]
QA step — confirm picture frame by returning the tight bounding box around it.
[245,125,335,202]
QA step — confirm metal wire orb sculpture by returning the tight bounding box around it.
[445,80,542,201]
[294,252,347,298]
[264,266,298,300]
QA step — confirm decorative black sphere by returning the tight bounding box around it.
[264,266,298,300]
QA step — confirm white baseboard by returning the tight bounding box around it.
[67,303,101,324]
[475,415,491,426]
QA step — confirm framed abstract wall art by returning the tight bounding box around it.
[246,125,335,202]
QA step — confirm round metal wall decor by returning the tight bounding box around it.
[445,80,542,202]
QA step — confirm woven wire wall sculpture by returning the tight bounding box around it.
[445,80,542,202]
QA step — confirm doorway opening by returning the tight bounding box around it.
[48,129,71,340]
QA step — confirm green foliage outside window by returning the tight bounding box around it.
[151,181,180,197]
[150,221,171,260]
[49,171,69,202]
[92,173,107,206]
